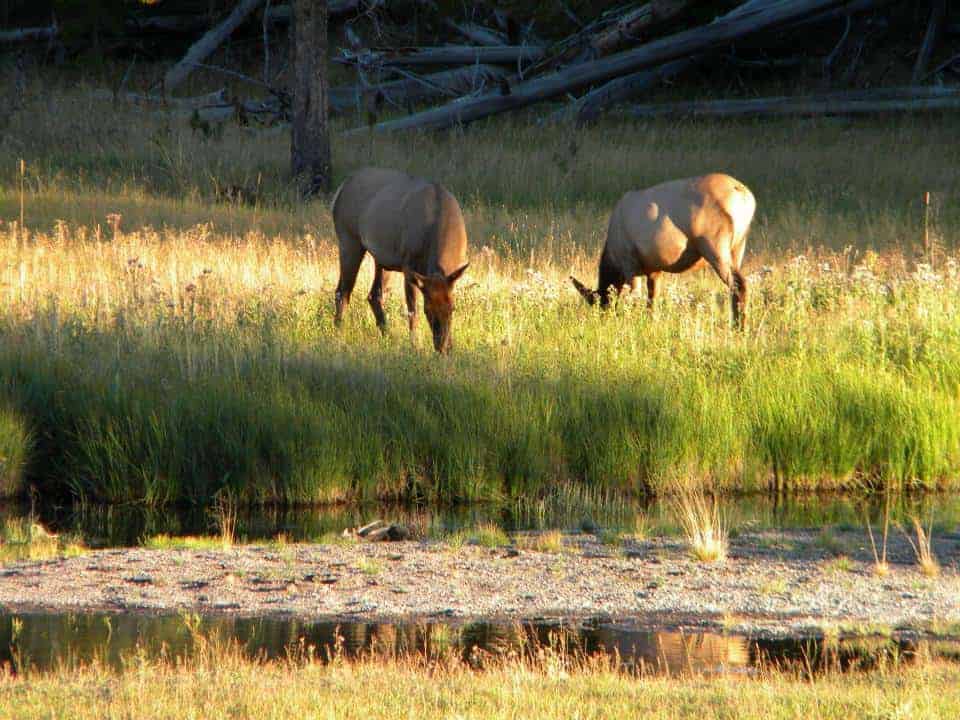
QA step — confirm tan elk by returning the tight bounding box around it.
[331,167,469,353]
[570,174,756,328]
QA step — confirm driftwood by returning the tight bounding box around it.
[163,0,263,93]
[340,45,545,68]
[349,0,854,134]
[0,25,57,45]
[330,65,509,112]
[912,0,947,83]
[624,86,960,119]
[443,20,509,47]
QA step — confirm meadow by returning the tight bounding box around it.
[0,87,958,507]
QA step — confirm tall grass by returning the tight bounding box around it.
[0,89,957,507]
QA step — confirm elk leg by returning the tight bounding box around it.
[732,240,748,329]
[646,272,662,310]
[368,263,389,332]
[334,231,365,326]
[695,237,743,329]
[404,276,419,344]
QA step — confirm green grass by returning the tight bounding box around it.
[142,534,230,551]
[2,641,960,720]
[0,86,958,508]
[448,523,512,548]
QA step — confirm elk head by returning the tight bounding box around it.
[408,263,469,353]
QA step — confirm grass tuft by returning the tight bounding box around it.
[903,517,940,578]
[673,490,728,563]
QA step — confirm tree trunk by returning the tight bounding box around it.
[291,0,331,196]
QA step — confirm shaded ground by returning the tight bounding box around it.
[2,529,959,637]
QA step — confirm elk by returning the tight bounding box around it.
[331,167,470,353]
[570,174,756,328]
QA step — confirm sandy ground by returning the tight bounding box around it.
[2,529,959,637]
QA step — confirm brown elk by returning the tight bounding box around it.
[331,167,470,353]
[570,174,756,328]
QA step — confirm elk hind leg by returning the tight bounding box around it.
[334,229,365,326]
[368,263,389,332]
[695,237,744,329]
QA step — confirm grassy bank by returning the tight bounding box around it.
[0,90,957,505]
[2,641,960,720]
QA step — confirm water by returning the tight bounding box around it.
[2,611,957,676]
[7,492,960,549]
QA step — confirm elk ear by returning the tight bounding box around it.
[570,276,597,306]
[406,270,428,290]
[445,263,469,287]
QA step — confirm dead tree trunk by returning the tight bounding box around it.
[571,58,697,124]
[341,45,546,68]
[291,0,332,196]
[624,86,960,118]
[330,65,509,113]
[0,25,57,45]
[590,0,694,56]
[349,0,854,134]
[913,0,948,82]
[164,0,263,93]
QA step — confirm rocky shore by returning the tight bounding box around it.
[2,529,959,637]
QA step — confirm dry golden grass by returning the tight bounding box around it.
[2,637,959,720]
[904,517,941,578]
[673,489,728,563]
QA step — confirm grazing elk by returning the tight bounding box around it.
[570,174,756,328]
[331,167,470,353]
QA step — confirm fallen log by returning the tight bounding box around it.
[348,0,853,134]
[125,15,208,34]
[527,1,696,79]
[330,65,509,112]
[570,57,698,124]
[91,88,228,109]
[443,20,509,47]
[912,0,947,83]
[551,0,776,123]
[163,0,263,93]
[590,0,695,56]
[265,1,379,24]
[339,45,545,68]
[0,25,56,45]
[623,86,960,119]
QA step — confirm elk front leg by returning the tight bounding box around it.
[646,272,662,310]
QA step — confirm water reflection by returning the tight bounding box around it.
[5,491,959,549]
[0,612,953,676]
